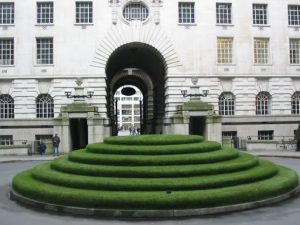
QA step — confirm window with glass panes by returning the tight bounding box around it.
[36,94,54,118]
[0,135,13,145]
[216,3,232,24]
[254,38,269,64]
[123,3,148,21]
[256,92,271,115]
[219,92,235,115]
[36,38,53,64]
[0,2,14,24]
[0,39,14,65]
[258,130,273,140]
[253,4,267,25]
[37,2,53,24]
[288,5,300,26]
[290,39,300,64]
[76,2,93,23]
[291,92,300,114]
[0,94,14,118]
[178,2,195,24]
[217,38,233,64]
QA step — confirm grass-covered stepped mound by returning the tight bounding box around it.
[11,135,299,216]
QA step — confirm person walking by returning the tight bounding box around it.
[39,140,47,155]
[52,133,60,156]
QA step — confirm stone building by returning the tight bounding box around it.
[0,0,300,152]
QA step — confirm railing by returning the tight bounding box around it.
[223,136,297,151]
[0,140,54,155]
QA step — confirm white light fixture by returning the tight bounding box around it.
[180,87,209,98]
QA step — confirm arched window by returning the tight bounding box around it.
[0,94,14,118]
[219,92,235,115]
[291,92,300,114]
[256,92,271,115]
[123,3,149,21]
[36,94,54,118]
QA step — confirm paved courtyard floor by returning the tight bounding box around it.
[0,157,300,225]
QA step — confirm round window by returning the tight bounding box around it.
[123,3,149,21]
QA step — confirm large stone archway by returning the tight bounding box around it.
[105,42,167,135]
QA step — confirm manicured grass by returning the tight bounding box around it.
[12,165,299,210]
[103,135,204,145]
[68,148,238,166]
[32,160,278,191]
[52,153,258,178]
[11,134,299,212]
[87,141,221,155]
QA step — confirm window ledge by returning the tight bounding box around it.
[34,64,54,67]
[252,24,270,27]
[74,23,94,26]
[0,24,15,27]
[289,64,300,66]
[0,65,14,67]
[253,64,273,66]
[35,24,54,26]
[216,64,236,66]
[216,24,234,27]
[178,23,197,26]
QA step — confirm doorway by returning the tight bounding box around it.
[189,116,206,136]
[113,85,144,136]
[70,118,88,150]
[105,42,167,135]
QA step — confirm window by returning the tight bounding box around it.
[123,3,148,21]
[37,2,53,24]
[217,38,233,64]
[258,130,273,140]
[216,3,232,24]
[0,38,14,65]
[256,92,271,115]
[253,4,267,25]
[178,2,195,24]
[290,39,300,64]
[291,92,300,114]
[36,94,54,118]
[0,94,14,118]
[222,131,237,139]
[76,2,93,24]
[0,135,13,145]
[254,38,269,64]
[288,5,300,26]
[0,2,14,24]
[36,38,53,64]
[219,92,235,115]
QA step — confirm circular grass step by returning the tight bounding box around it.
[68,148,238,166]
[31,160,278,191]
[87,141,221,155]
[12,165,298,210]
[104,135,204,145]
[51,152,258,178]
[11,134,299,216]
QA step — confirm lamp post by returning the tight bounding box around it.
[65,89,94,99]
[180,88,209,98]
[181,78,209,100]
[65,78,94,101]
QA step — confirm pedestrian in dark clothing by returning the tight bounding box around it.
[52,134,60,156]
[39,141,46,155]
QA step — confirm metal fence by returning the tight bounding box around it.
[223,136,297,151]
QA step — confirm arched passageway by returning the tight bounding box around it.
[105,42,167,135]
